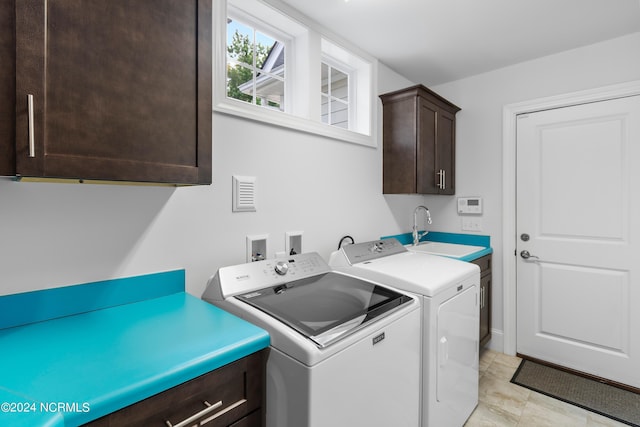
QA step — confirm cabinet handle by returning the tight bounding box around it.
[27,94,35,157]
[200,399,247,425]
[165,400,223,427]
[437,169,446,190]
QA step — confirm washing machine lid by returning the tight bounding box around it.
[346,252,479,297]
[236,272,413,348]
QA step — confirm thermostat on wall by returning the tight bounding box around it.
[458,197,483,214]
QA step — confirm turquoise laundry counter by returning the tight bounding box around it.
[0,270,270,427]
[381,231,492,261]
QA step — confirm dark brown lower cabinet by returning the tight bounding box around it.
[471,254,492,347]
[84,349,267,427]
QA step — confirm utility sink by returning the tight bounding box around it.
[406,241,485,258]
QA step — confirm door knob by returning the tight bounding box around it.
[520,250,539,260]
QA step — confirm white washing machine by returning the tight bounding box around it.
[330,238,480,427]
[202,252,421,427]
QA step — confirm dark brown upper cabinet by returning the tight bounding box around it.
[1,0,212,185]
[0,0,16,176]
[380,84,460,195]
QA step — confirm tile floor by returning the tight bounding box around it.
[464,349,629,427]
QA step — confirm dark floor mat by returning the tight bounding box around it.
[511,359,640,426]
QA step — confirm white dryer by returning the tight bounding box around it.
[330,238,480,427]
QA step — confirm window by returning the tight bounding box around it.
[213,0,377,146]
[321,61,350,129]
[226,16,285,111]
[321,38,372,137]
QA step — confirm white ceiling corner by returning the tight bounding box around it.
[278,0,640,86]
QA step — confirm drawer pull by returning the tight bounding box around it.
[201,399,247,425]
[165,400,222,427]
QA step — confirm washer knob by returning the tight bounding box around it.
[274,261,289,276]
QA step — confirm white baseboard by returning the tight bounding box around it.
[485,328,507,354]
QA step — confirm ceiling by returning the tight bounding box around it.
[278,0,640,86]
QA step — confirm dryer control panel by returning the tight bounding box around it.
[339,238,408,265]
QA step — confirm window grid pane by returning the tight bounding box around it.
[321,62,349,127]
[227,18,285,111]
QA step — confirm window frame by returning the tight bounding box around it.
[212,0,377,147]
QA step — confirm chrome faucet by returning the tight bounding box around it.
[412,205,432,246]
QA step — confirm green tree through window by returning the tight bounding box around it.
[226,28,273,106]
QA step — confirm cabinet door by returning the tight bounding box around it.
[382,96,418,194]
[15,0,212,184]
[436,108,456,195]
[416,97,438,194]
[479,274,491,347]
[471,254,492,347]
[0,0,15,175]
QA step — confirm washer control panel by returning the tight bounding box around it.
[206,252,331,299]
[340,238,407,265]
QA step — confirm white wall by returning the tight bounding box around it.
[0,62,424,298]
[427,32,640,351]
[3,29,639,355]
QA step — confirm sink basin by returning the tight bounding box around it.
[406,241,485,258]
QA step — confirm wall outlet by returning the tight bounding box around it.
[462,218,483,232]
[285,231,303,256]
[246,234,268,262]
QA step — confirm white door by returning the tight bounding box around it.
[516,95,640,388]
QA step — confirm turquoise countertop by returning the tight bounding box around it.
[381,231,493,261]
[0,271,270,427]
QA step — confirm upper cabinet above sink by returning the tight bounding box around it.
[380,84,459,195]
[1,0,212,185]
